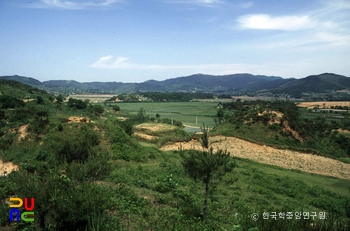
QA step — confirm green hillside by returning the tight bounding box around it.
[0,75,42,87]
[0,80,350,230]
[270,73,350,97]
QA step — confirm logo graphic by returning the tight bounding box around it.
[251,213,259,221]
[9,197,35,222]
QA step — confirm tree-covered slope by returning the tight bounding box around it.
[269,73,350,97]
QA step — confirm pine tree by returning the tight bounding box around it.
[180,124,235,219]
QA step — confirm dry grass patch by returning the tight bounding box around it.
[135,123,177,133]
[298,101,350,109]
[161,135,350,180]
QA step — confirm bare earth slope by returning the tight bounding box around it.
[161,136,350,180]
[0,159,18,176]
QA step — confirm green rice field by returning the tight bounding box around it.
[118,101,219,128]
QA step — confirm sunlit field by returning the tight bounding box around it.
[118,101,219,128]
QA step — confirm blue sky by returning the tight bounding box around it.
[0,0,349,82]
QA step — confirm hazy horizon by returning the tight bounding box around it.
[1,0,349,82]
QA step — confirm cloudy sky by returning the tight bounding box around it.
[0,0,349,82]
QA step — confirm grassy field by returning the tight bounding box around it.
[106,148,350,229]
[117,102,219,128]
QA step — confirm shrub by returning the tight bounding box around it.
[35,149,48,161]
[57,123,63,131]
[88,104,104,116]
[113,105,120,111]
[153,174,178,193]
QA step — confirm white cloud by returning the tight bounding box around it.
[90,55,131,68]
[238,14,316,31]
[37,0,121,9]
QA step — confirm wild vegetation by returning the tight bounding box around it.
[217,100,350,160]
[0,80,350,230]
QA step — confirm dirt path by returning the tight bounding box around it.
[160,136,350,180]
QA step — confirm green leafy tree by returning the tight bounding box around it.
[55,94,64,110]
[217,108,224,124]
[0,95,25,109]
[36,95,44,104]
[88,104,104,116]
[113,105,120,112]
[135,107,148,123]
[67,98,88,109]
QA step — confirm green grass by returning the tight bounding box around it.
[105,148,350,230]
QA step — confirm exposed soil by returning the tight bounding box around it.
[17,124,29,141]
[67,116,91,123]
[338,129,350,134]
[134,123,177,140]
[23,98,35,103]
[160,136,350,180]
[134,132,157,141]
[257,110,302,142]
[0,159,18,176]
[282,121,303,142]
[135,123,177,133]
[116,117,128,121]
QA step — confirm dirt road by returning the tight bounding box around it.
[161,136,350,180]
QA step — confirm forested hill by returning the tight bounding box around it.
[1,73,350,96]
[267,73,350,97]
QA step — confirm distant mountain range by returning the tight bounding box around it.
[1,73,349,97]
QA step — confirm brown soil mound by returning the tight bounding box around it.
[134,123,176,140]
[0,159,18,176]
[68,116,91,123]
[134,132,157,141]
[135,123,177,133]
[160,136,350,180]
